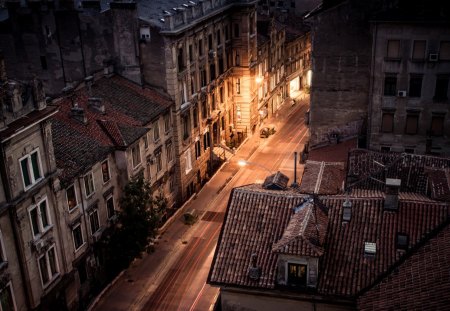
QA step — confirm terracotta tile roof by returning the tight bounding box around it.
[52,75,172,184]
[358,223,450,311]
[209,186,306,289]
[262,171,289,190]
[209,185,450,299]
[318,196,449,297]
[308,139,357,163]
[272,199,328,257]
[347,149,450,195]
[299,161,345,194]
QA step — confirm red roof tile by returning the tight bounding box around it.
[299,161,345,194]
[358,223,450,311]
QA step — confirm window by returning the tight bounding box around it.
[210,63,216,81]
[66,185,78,211]
[78,261,87,284]
[364,242,377,256]
[40,55,48,70]
[386,40,400,59]
[412,40,426,60]
[143,135,148,149]
[384,75,397,96]
[178,47,184,72]
[84,172,95,197]
[234,24,240,38]
[396,233,409,250]
[236,78,241,94]
[185,149,192,174]
[132,144,141,168]
[430,115,445,136]
[182,114,190,140]
[106,195,115,219]
[191,74,196,95]
[0,282,16,311]
[201,100,207,119]
[381,146,391,152]
[201,68,207,87]
[203,132,210,151]
[72,223,84,251]
[195,140,201,159]
[217,30,221,45]
[155,150,162,173]
[0,230,7,265]
[38,245,59,287]
[405,113,419,135]
[164,114,171,133]
[89,209,100,235]
[381,111,394,133]
[20,149,42,190]
[440,41,450,60]
[193,105,198,128]
[154,121,160,141]
[189,44,193,62]
[166,142,173,163]
[198,39,203,56]
[409,75,422,97]
[101,160,110,183]
[434,76,449,101]
[287,263,307,286]
[29,198,51,238]
[208,34,213,51]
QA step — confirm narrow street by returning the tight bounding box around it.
[92,97,310,311]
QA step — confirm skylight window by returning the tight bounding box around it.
[364,242,376,256]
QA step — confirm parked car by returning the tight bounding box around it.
[260,124,276,138]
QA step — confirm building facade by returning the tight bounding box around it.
[368,21,450,155]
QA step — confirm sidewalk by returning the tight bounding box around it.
[90,96,309,311]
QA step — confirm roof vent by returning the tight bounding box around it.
[342,199,352,221]
[70,107,88,125]
[88,97,105,114]
[364,242,376,257]
[384,178,401,211]
[248,253,261,281]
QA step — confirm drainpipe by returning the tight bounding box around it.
[292,151,298,187]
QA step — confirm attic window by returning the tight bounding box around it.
[287,262,307,287]
[342,199,352,222]
[364,242,376,256]
[396,233,409,250]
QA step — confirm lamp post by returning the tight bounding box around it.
[238,159,273,175]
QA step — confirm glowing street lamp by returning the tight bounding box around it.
[255,76,263,84]
[238,159,272,174]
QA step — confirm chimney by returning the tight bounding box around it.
[248,253,261,281]
[71,106,88,125]
[384,178,401,210]
[32,77,47,110]
[88,97,105,114]
[62,85,76,107]
[342,198,352,221]
[85,75,94,96]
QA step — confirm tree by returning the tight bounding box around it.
[103,174,167,278]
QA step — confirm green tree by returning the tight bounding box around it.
[103,175,167,278]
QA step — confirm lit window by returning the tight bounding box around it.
[38,245,59,288]
[185,149,192,174]
[66,185,78,211]
[106,195,115,219]
[83,172,95,197]
[132,144,141,168]
[101,160,110,183]
[89,209,100,235]
[29,197,51,238]
[20,149,43,190]
[72,223,84,251]
[287,262,307,287]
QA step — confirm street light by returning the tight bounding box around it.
[238,159,273,175]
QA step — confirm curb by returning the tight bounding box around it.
[87,269,126,311]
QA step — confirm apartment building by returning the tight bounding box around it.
[368,18,450,155]
[0,55,66,310]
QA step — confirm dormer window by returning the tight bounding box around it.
[20,149,43,191]
[287,262,307,287]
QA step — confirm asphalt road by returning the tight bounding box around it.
[92,98,309,311]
